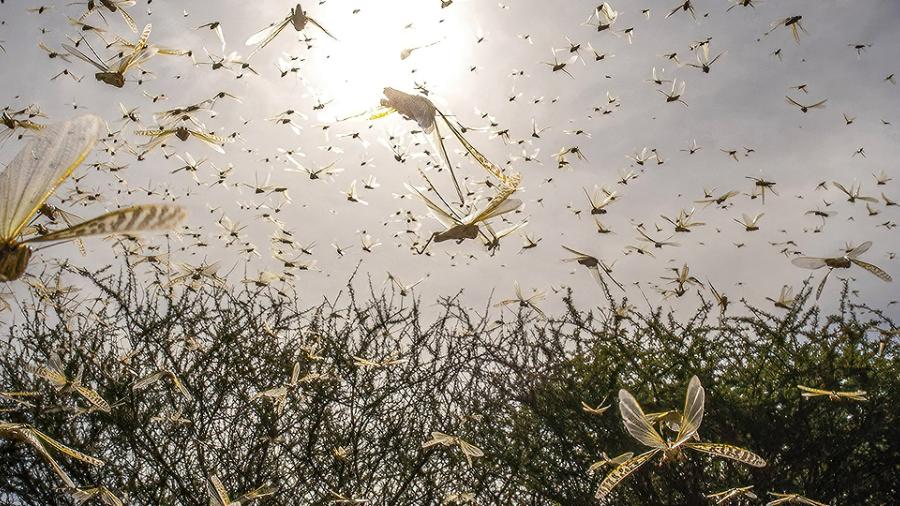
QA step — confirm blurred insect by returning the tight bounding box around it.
[584,186,617,215]
[0,422,104,489]
[661,263,701,298]
[586,3,619,32]
[797,385,867,402]
[0,390,39,412]
[696,189,739,208]
[245,3,335,55]
[251,362,301,414]
[785,96,826,113]
[765,285,796,310]
[662,208,704,233]
[36,204,86,255]
[659,78,687,106]
[400,40,441,60]
[562,245,624,293]
[135,124,227,156]
[832,181,878,204]
[766,492,828,506]
[747,176,778,203]
[422,431,484,467]
[407,177,522,253]
[207,474,277,506]
[132,367,193,402]
[1,109,45,143]
[595,376,766,502]
[666,0,695,19]
[767,16,807,43]
[77,0,138,32]
[706,486,757,505]
[543,49,577,78]
[63,24,155,87]
[581,397,611,416]
[71,486,124,506]
[734,213,764,232]
[588,452,633,474]
[196,21,227,52]
[708,282,729,315]
[27,351,110,412]
[496,281,547,319]
[686,43,725,73]
[791,241,892,299]
[0,115,186,282]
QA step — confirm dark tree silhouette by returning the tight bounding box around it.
[1,265,897,505]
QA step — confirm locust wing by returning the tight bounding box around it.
[595,449,658,501]
[791,257,827,270]
[618,389,666,449]
[246,17,290,49]
[684,442,766,467]
[26,204,185,243]
[0,115,102,241]
[673,375,704,447]
[851,259,892,282]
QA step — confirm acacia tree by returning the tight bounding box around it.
[1,265,897,505]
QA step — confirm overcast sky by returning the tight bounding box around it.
[1,0,899,319]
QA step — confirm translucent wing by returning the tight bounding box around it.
[466,182,521,224]
[618,389,666,448]
[239,483,277,502]
[61,44,109,72]
[439,111,506,181]
[170,373,193,401]
[134,129,174,137]
[458,439,484,466]
[132,371,163,391]
[791,257,827,270]
[117,24,151,72]
[595,449,658,501]
[797,385,830,397]
[851,259,892,282]
[368,107,395,121]
[469,198,522,225]
[28,364,68,387]
[674,376,704,447]
[307,16,336,40]
[406,184,459,227]
[206,474,231,506]
[0,115,102,241]
[562,244,592,259]
[189,130,227,154]
[19,430,76,488]
[118,6,138,33]
[245,17,290,48]
[31,427,105,467]
[808,99,827,109]
[846,241,872,258]
[26,204,186,243]
[421,431,454,448]
[684,442,766,467]
[74,385,111,412]
[429,121,462,201]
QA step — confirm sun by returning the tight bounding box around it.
[299,0,468,119]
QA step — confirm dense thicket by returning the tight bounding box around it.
[1,266,897,505]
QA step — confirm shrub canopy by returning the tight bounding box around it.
[1,266,897,505]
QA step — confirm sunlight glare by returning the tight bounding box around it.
[308,0,465,120]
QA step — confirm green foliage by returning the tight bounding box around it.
[1,267,897,505]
